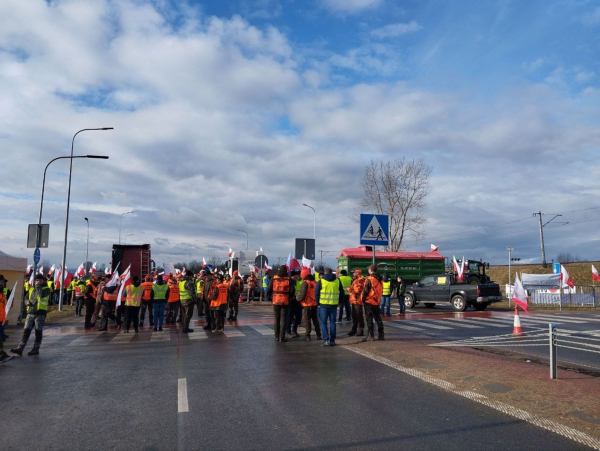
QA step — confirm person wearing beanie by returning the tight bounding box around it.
[348,269,365,337]
[83,275,99,329]
[314,268,345,346]
[10,274,50,357]
[362,265,384,341]
[337,269,352,324]
[296,269,321,341]
[124,276,143,333]
[286,268,303,338]
[268,265,294,342]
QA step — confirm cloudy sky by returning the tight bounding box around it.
[1,0,599,271]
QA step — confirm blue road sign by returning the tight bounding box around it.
[360,214,389,246]
[34,247,41,265]
[553,263,560,274]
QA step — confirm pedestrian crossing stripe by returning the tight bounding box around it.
[222,328,245,337]
[151,331,171,341]
[66,334,102,346]
[249,325,274,335]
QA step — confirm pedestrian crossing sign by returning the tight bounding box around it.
[360,214,389,246]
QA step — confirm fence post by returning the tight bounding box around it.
[549,323,557,380]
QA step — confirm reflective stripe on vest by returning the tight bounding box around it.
[272,276,290,305]
[103,290,118,301]
[125,285,142,307]
[152,284,168,300]
[262,276,269,288]
[382,281,391,296]
[29,287,49,311]
[339,275,352,294]
[179,281,192,301]
[319,279,340,305]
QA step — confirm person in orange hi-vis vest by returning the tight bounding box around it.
[166,278,180,325]
[362,265,385,341]
[268,265,294,342]
[209,274,228,332]
[139,275,154,327]
[227,271,244,322]
[348,269,365,337]
[296,268,321,342]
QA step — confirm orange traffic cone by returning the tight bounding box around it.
[513,307,525,336]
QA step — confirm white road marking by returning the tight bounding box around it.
[460,318,511,328]
[249,325,274,335]
[439,318,483,329]
[409,321,453,330]
[151,331,171,341]
[188,330,207,340]
[66,333,104,346]
[527,314,589,324]
[222,327,245,337]
[111,332,135,343]
[178,378,189,413]
[386,322,426,332]
[345,346,600,450]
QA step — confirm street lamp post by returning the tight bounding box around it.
[302,204,316,239]
[125,234,135,244]
[58,127,113,311]
[507,246,514,307]
[237,229,248,250]
[119,211,135,244]
[84,217,89,275]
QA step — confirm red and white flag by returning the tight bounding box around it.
[105,266,112,276]
[48,264,56,276]
[28,270,35,287]
[75,263,85,277]
[248,264,259,274]
[511,273,529,312]
[3,281,17,326]
[25,264,33,275]
[430,244,439,252]
[202,257,207,267]
[90,262,97,274]
[228,248,233,257]
[38,266,44,275]
[453,256,465,282]
[54,265,62,284]
[116,265,131,307]
[264,263,272,271]
[560,265,574,289]
[301,255,312,269]
[592,265,600,282]
[182,267,187,276]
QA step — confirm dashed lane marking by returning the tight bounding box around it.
[178,378,189,413]
[345,346,600,450]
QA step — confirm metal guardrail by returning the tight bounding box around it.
[505,284,598,309]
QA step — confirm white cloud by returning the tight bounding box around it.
[371,21,422,38]
[320,0,382,14]
[575,71,595,83]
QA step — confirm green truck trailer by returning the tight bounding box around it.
[337,246,445,283]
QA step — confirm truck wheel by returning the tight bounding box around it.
[404,294,415,309]
[474,303,488,311]
[451,295,467,312]
[424,303,435,308]
[468,275,480,285]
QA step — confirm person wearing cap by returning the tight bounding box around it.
[179,271,197,333]
[83,275,99,329]
[10,274,50,356]
[0,274,12,342]
[337,269,352,324]
[296,268,321,341]
[0,276,14,363]
[124,276,143,333]
[348,269,365,337]
[314,268,345,346]
[286,268,303,338]
[227,270,244,322]
[268,265,295,342]
[362,264,385,341]
[139,275,154,328]
[152,275,169,331]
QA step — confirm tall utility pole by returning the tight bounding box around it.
[533,212,564,268]
[507,246,514,306]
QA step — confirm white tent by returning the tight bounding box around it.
[0,250,27,325]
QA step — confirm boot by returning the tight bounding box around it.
[291,331,300,338]
[28,347,40,356]
[378,333,385,341]
[348,330,357,336]
[356,329,364,337]
[10,346,24,356]
[0,350,15,363]
[305,336,311,341]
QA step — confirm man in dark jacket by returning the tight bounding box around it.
[362,264,385,341]
[227,271,244,321]
[396,276,407,315]
[11,274,50,356]
[314,268,345,346]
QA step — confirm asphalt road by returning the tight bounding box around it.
[0,304,594,451]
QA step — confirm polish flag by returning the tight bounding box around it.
[228,248,233,257]
[430,244,439,252]
[28,270,35,287]
[75,263,85,277]
[248,264,259,274]
[48,264,56,276]
[286,252,300,271]
[38,266,44,275]
[90,262,97,274]
[182,267,187,276]
[25,264,33,275]
[105,263,120,288]
[560,265,575,289]
[116,265,131,307]
[54,265,62,284]
[264,263,272,271]
[63,271,73,288]
[105,266,112,276]
[592,265,600,282]
[202,257,207,267]
[453,256,465,282]
[301,255,312,269]
[3,281,17,326]
[511,273,529,312]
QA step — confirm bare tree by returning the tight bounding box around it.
[556,252,581,263]
[358,158,432,251]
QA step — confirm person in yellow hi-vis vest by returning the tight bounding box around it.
[11,274,50,356]
[314,268,345,347]
[380,272,393,316]
[124,276,142,333]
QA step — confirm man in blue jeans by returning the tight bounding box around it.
[314,268,345,347]
[380,273,393,316]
